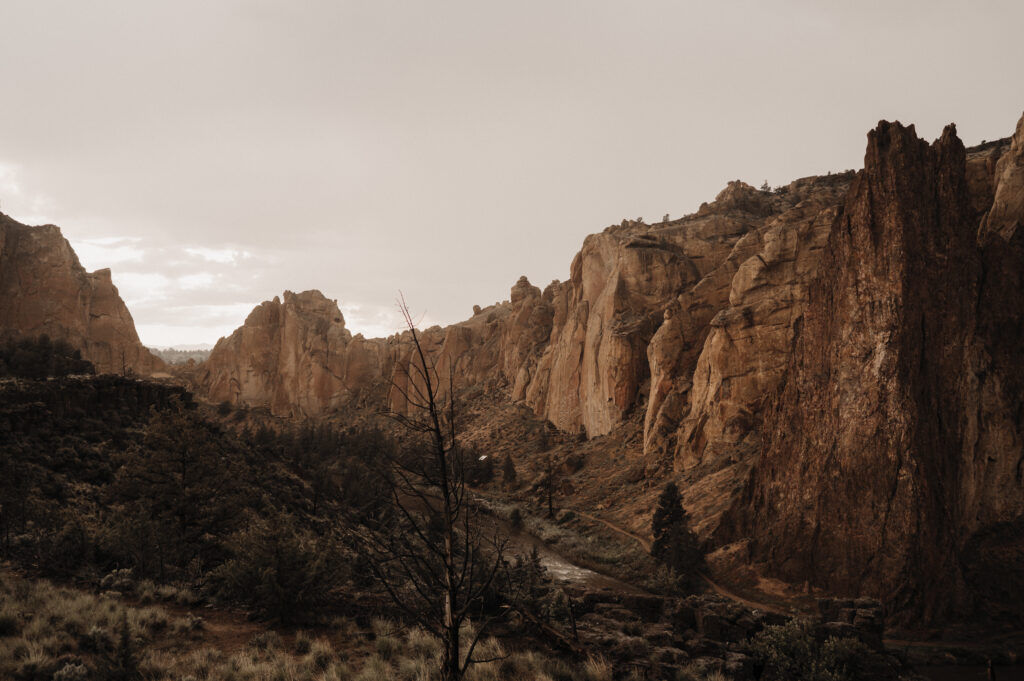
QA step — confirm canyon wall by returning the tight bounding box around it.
[198,175,852,464]
[722,119,1024,624]
[194,115,1023,622]
[0,214,165,375]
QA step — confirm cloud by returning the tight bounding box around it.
[74,237,146,269]
[0,161,59,226]
[184,247,251,264]
[338,302,409,340]
[0,162,22,197]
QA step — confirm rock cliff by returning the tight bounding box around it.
[197,179,849,438]
[0,214,165,375]
[721,118,1024,624]
[197,290,395,417]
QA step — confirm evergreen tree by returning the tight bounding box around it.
[112,400,244,579]
[501,455,517,486]
[651,482,703,580]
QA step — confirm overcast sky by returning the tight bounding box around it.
[1,1,1022,347]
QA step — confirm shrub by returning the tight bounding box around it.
[406,627,439,659]
[99,569,136,594]
[375,634,399,661]
[306,637,335,671]
[246,631,283,652]
[99,611,139,681]
[509,507,523,530]
[294,629,312,654]
[52,663,89,681]
[0,608,20,637]
[212,514,347,624]
[354,655,391,681]
[750,620,871,681]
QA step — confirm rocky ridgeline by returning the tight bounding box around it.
[198,171,856,464]
[193,113,1024,624]
[0,214,165,375]
[195,290,396,417]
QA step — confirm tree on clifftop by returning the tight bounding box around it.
[651,482,703,583]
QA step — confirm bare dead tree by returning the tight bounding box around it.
[349,294,509,681]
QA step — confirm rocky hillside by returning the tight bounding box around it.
[194,113,1024,623]
[0,214,165,375]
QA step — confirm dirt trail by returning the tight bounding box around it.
[697,573,791,616]
[573,510,651,552]
[571,507,791,615]
[569,508,1024,656]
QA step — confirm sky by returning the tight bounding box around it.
[1,1,1022,348]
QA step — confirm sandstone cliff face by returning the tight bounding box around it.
[980,114,1024,242]
[723,118,1024,623]
[381,178,849,456]
[198,290,395,417]
[197,178,853,462]
[0,214,165,375]
[647,178,851,475]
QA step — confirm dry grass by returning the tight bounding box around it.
[582,654,613,681]
[0,570,607,681]
[0,571,191,681]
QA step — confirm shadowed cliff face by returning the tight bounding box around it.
[724,119,1024,624]
[0,214,165,375]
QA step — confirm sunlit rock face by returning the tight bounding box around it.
[196,176,855,451]
[0,214,165,375]
[721,116,1024,625]
[198,290,394,417]
[382,178,852,455]
[980,113,1024,242]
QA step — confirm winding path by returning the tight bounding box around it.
[572,510,652,552]
[571,508,790,616]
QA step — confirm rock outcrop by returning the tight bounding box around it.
[199,182,849,440]
[0,214,165,375]
[722,118,1024,624]
[980,114,1024,241]
[197,290,394,417]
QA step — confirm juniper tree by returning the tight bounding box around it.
[651,482,703,581]
[501,455,517,487]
